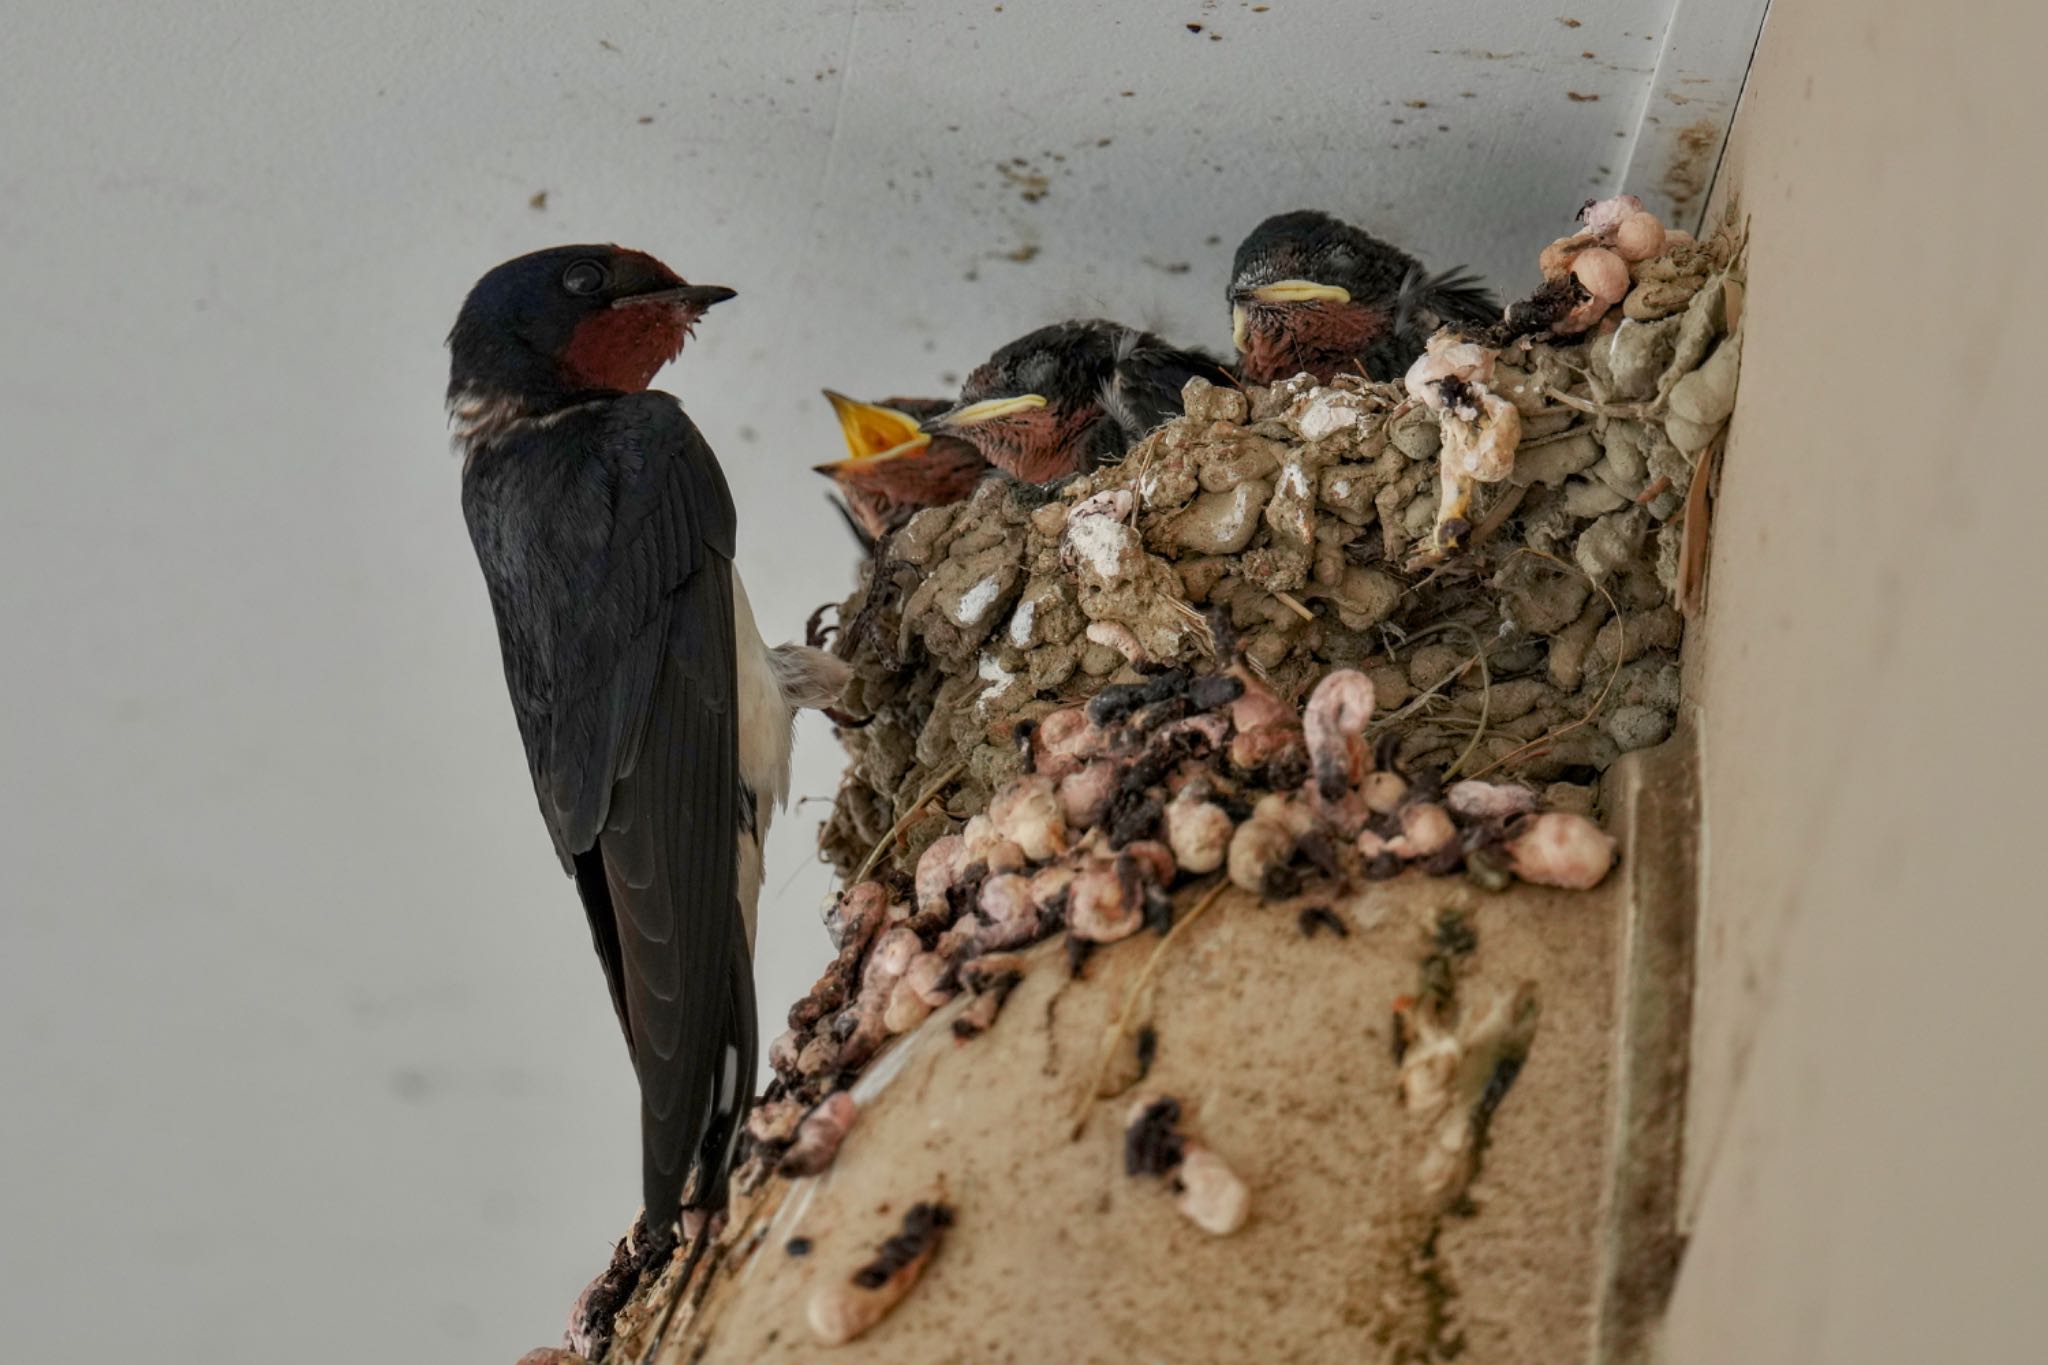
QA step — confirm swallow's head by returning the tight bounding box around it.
[1229,211,1411,384]
[446,244,735,408]
[815,392,987,538]
[927,322,1120,481]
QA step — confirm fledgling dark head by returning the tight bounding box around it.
[928,320,1124,483]
[446,244,735,412]
[931,320,1228,483]
[1229,210,1497,384]
[814,392,988,544]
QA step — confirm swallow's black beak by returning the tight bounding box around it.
[614,283,738,311]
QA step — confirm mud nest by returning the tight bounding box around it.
[578,208,1746,1365]
[815,219,1744,887]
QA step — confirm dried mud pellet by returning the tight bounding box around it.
[1068,858,1144,942]
[1302,668,1377,799]
[826,880,888,950]
[1121,839,1177,887]
[1122,1095,1251,1236]
[1028,862,1076,906]
[839,926,921,1066]
[1577,192,1645,234]
[984,839,1029,874]
[914,835,970,918]
[1172,1144,1252,1236]
[1390,803,1457,859]
[884,975,934,1034]
[1362,771,1408,815]
[779,1091,857,1176]
[807,1202,955,1346]
[1572,246,1630,305]
[976,873,1040,949]
[1164,792,1233,874]
[1252,790,1321,839]
[902,951,953,1006]
[1445,779,1537,822]
[747,1097,806,1145]
[961,812,1003,860]
[1538,233,1587,281]
[1230,721,1305,772]
[1033,707,1104,778]
[797,1033,839,1078]
[990,774,1070,861]
[1228,670,1295,733]
[1227,815,1297,896]
[1612,211,1666,262]
[1505,812,1618,889]
[1058,760,1120,830]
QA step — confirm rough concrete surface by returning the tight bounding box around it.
[643,873,1624,1364]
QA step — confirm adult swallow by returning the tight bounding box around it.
[447,245,846,1250]
[1229,210,1500,385]
[929,319,1234,483]
[813,391,988,546]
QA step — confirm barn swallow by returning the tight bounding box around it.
[928,319,1235,483]
[447,246,847,1261]
[813,391,988,545]
[1229,210,1500,385]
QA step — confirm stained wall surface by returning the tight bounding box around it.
[1671,1,2048,1359]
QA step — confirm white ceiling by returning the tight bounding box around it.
[0,1,1761,1359]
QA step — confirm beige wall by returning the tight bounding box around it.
[1669,1,2048,1360]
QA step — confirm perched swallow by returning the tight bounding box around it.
[929,319,1235,483]
[813,391,988,546]
[1229,210,1500,384]
[448,245,846,1249]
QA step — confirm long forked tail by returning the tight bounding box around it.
[637,937,757,1364]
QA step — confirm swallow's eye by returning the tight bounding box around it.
[561,260,610,296]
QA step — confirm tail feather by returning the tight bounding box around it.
[1418,265,1502,329]
[1099,327,1238,458]
[689,934,758,1215]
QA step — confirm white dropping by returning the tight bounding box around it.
[1008,596,1038,647]
[951,574,1003,627]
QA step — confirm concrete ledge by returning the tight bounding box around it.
[610,740,1696,1364]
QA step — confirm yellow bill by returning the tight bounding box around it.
[940,393,1049,427]
[1234,281,1353,352]
[820,390,930,471]
[1248,279,1354,305]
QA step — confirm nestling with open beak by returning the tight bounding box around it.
[929,319,1235,483]
[447,246,849,1264]
[814,391,989,547]
[1230,209,1500,384]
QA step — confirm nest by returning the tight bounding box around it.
[580,207,1746,1365]
[816,219,1745,887]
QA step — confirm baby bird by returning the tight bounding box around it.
[1229,210,1499,384]
[929,319,1234,482]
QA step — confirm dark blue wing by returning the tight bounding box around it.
[463,390,750,1229]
